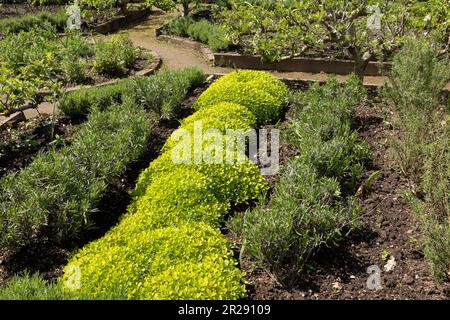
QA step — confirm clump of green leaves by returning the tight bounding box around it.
[383,37,449,283]
[0,8,67,34]
[229,76,369,284]
[123,67,205,120]
[407,130,450,282]
[0,101,150,249]
[63,223,246,299]
[59,68,205,119]
[163,16,230,51]
[195,70,288,125]
[382,37,450,180]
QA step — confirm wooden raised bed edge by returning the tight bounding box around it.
[214,53,391,77]
[94,8,152,34]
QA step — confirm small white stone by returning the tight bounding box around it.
[384,256,397,272]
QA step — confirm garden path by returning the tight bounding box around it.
[116,9,397,88]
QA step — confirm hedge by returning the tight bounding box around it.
[63,70,288,299]
[0,101,150,249]
[228,76,370,284]
[59,68,205,119]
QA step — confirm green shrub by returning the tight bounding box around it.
[422,220,450,282]
[195,70,287,124]
[407,133,450,282]
[186,19,230,52]
[163,16,194,37]
[58,83,124,118]
[0,9,68,34]
[59,68,205,119]
[123,68,205,119]
[62,56,89,85]
[135,255,246,300]
[161,102,257,153]
[93,34,138,76]
[382,37,450,179]
[230,161,362,283]
[180,101,257,129]
[63,223,246,300]
[0,273,66,300]
[0,26,60,73]
[229,76,368,284]
[133,150,267,206]
[0,101,151,249]
[383,37,450,282]
[60,33,95,59]
[163,17,230,52]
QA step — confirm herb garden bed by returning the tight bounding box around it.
[0,86,206,285]
[0,4,63,19]
[239,90,450,300]
[0,25,163,127]
[0,68,207,286]
[0,115,77,180]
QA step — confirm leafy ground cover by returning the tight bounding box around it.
[0,27,154,114]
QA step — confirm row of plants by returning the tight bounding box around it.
[228,75,370,285]
[0,7,67,34]
[0,68,205,252]
[382,38,450,282]
[0,26,152,115]
[56,70,288,299]
[0,102,150,249]
[1,1,69,4]
[218,0,449,77]
[160,16,230,52]
[58,67,204,119]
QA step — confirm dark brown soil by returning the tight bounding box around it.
[0,115,77,179]
[239,90,450,300]
[0,4,63,19]
[0,85,206,285]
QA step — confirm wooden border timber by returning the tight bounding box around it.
[94,8,152,34]
[213,53,391,76]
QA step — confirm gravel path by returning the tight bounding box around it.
[120,9,232,74]
[114,9,401,88]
